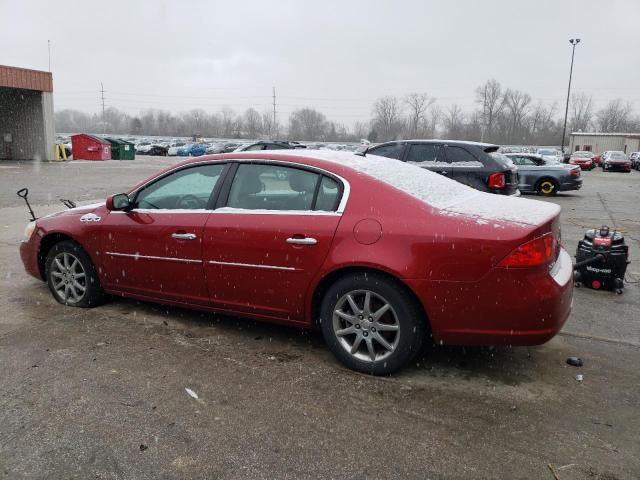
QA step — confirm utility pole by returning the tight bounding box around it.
[561,38,580,154]
[272,86,276,137]
[100,82,106,134]
[47,40,51,72]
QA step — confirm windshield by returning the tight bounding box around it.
[610,152,627,160]
[573,152,592,158]
[537,149,557,156]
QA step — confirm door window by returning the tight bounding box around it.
[369,143,405,160]
[134,164,225,210]
[245,144,266,151]
[446,146,483,166]
[227,164,320,211]
[406,144,444,165]
[315,176,341,211]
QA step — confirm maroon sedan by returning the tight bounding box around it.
[20,151,573,374]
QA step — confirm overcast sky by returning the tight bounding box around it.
[2,0,639,126]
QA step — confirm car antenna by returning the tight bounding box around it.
[16,188,37,221]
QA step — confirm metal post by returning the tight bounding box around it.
[272,86,276,137]
[100,82,106,134]
[47,40,51,72]
[561,38,580,154]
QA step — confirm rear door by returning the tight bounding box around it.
[443,144,485,189]
[202,162,344,321]
[404,143,451,177]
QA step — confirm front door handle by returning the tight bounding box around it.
[286,237,317,246]
[172,232,197,240]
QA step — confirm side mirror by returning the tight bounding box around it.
[106,193,132,211]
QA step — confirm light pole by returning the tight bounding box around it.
[561,38,580,154]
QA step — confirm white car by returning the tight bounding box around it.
[167,142,186,156]
[536,148,562,164]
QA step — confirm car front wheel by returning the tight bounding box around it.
[320,272,425,375]
[45,240,106,308]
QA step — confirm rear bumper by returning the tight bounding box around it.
[559,178,582,191]
[407,248,573,346]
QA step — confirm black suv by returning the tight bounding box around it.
[363,140,519,195]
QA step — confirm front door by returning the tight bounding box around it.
[101,163,226,305]
[202,163,344,321]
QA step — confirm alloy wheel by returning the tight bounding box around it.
[332,289,400,362]
[50,252,87,304]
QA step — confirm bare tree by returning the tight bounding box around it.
[404,93,434,137]
[504,89,532,143]
[444,104,465,139]
[372,96,403,141]
[244,108,262,139]
[475,79,505,141]
[288,108,327,140]
[569,93,593,133]
[596,99,633,132]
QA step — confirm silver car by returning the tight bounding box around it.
[506,153,582,196]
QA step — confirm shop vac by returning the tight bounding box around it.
[574,225,629,294]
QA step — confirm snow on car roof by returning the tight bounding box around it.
[281,150,560,227]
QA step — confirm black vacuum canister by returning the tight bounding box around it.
[574,225,629,294]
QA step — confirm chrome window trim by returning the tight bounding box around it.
[125,158,350,215]
[105,252,201,264]
[207,260,298,271]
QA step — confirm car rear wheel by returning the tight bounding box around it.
[536,179,558,196]
[320,272,425,375]
[45,240,106,308]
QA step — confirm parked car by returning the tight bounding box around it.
[135,143,152,154]
[506,153,582,196]
[176,143,207,157]
[536,148,562,164]
[146,145,168,156]
[235,141,297,151]
[167,142,186,156]
[568,151,595,170]
[363,140,519,195]
[19,151,572,374]
[628,152,640,170]
[601,151,631,172]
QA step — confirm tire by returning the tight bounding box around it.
[319,272,426,375]
[536,178,558,196]
[45,240,107,308]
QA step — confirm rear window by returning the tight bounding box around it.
[489,152,515,168]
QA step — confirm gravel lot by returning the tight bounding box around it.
[1,157,639,479]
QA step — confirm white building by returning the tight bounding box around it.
[569,132,640,155]
[0,65,55,161]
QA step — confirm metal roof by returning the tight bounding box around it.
[570,132,640,138]
[0,65,53,92]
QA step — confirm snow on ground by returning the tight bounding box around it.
[285,150,560,227]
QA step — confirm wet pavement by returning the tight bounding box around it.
[1,157,639,479]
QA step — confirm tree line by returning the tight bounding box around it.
[55,79,640,145]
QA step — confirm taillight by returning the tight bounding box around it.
[488,172,506,189]
[498,233,556,268]
[570,168,580,177]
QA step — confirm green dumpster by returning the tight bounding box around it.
[106,138,135,160]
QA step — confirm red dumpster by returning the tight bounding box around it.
[71,134,111,161]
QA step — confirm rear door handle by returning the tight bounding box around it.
[437,170,448,175]
[286,237,317,246]
[172,232,197,240]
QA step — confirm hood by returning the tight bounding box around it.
[41,202,105,220]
